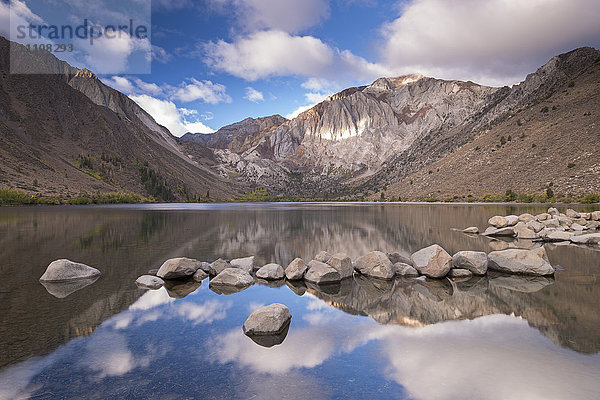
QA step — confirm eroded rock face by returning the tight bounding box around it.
[285,258,308,280]
[256,263,285,280]
[411,245,453,278]
[305,260,341,284]
[452,251,488,276]
[157,257,201,279]
[209,258,231,276]
[39,259,101,282]
[488,248,555,276]
[210,268,254,288]
[135,275,164,290]
[354,251,394,280]
[242,303,291,336]
[327,253,354,278]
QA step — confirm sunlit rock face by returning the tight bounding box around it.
[268,75,498,175]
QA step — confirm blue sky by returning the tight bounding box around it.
[2,0,600,136]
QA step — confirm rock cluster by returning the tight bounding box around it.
[478,208,600,243]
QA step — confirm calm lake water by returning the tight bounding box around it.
[0,202,599,400]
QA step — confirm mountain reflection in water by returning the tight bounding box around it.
[0,203,599,399]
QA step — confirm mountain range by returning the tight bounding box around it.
[1,35,599,202]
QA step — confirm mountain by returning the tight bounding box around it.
[185,47,600,200]
[0,36,238,201]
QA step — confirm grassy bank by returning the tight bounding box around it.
[0,188,155,205]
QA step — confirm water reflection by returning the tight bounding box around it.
[40,276,100,298]
[0,203,599,398]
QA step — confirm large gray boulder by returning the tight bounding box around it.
[39,259,101,282]
[135,275,165,290]
[393,262,419,277]
[157,257,201,279]
[326,253,354,278]
[243,303,291,336]
[452,251,488,275]
[518,213,535,223]
[305,260,341,284]
[513,222,537,239]
[488,248,555,276]
[193,269,209,282]
[353,251,394,280]
[543,218,560,228]
[482,226,515,237]
[592,211,600,221]
[565,209,580,218]
[210,268,254,288]
[505,215,519,226]
[230,256,255,273]
[411,245,453,278]
[285,258,308,280]
[209,258,231,276]
[488,216,508,228]
[314,251,332,263]
[256,263,285,280]
[547,207,560,217]
[570,233,600,245]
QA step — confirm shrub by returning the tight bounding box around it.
[505,189,517,202]
[568,81,575,87]
[567,162,575,168]
[541,106,549,113]
[578,194,600,204]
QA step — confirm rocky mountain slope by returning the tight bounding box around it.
[0,36,237,201]
[184,47,600,200]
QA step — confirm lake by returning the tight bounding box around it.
[0,203,599,399]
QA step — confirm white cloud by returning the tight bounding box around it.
[152,44,173,63]
[380,0,600,86]
[244,87,264,103]
[130,94,215,136]
[172,78,232,104]
[204,29,399,86]
[232,0,330,34]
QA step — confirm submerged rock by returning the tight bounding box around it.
[209,258,231,276]
[39,259,101,282]
[157,257,201,279]
[462,227,479,234]
[230,256,255,273]
[353,251,394,280]
[452,251,488,275]
[210,268,254,288]
[40,277,99,298]
[256,263,285,280]
[246,323,291,348]
[285,279,307,296]
[305,260,341,284]
[135,275,165,290]
[285,258,308,280]
[243,303,291,336]
[164,279,201,299]
[488,248,554,276]
[326,253,354,278]
[411,245,453,278]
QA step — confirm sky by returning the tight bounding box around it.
[2,0,600,136]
